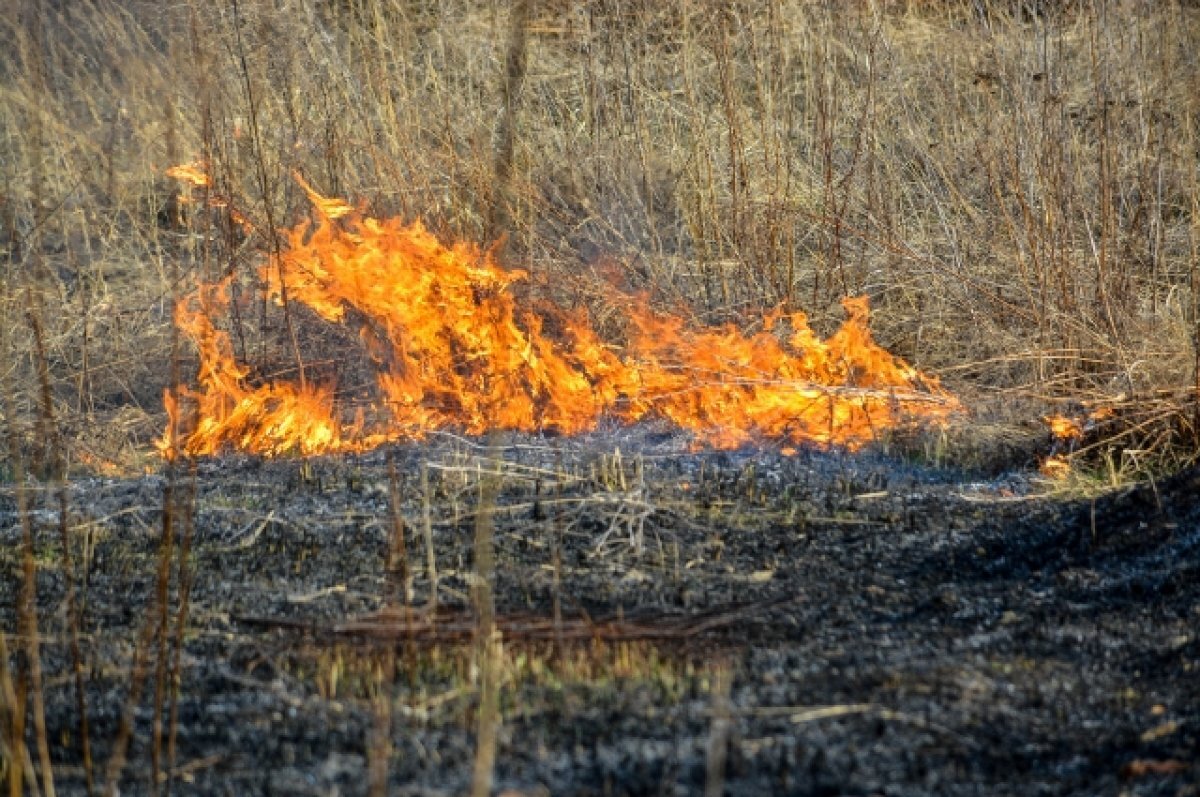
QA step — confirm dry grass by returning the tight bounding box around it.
[5,6,1196,790]
[3,7,1197,787]
[1,0,1198,472]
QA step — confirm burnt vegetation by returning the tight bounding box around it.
[1,1,1199,795]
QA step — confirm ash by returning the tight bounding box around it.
[1,427,1197,796]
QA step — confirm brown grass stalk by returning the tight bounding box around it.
[469,440,502,797]
[1,296,55,797]
[366,647,395,797]
[149,473,175,796]
[101,472,184,797]
[0,629,36,797]
[386,452,411,609]
[24,292,94,794]
[420,462,439,614]
[164,466,197,797]
[704,659,733,797]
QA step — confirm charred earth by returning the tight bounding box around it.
[1,430,1197,796]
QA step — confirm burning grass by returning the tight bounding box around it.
[159,172,961,458]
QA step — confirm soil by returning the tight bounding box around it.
[1,427,1197,796]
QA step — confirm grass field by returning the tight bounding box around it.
[2,0,1198,475]
[2,1,1200,794]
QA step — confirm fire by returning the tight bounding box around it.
[1040,454,1073,479]
[165,162,211,188]
[75,450,125,477]
[1039,404,1119,480]
[159,172,962,459]
[1046,405,1116,443]
[1046,414,1084,441]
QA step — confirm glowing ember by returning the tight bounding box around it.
[1046,414,1085,441]
[1038,405,1118,479]
[1040,454,1073,479]
[159,172,962,459]
[75,450,126,477]
[1046,405,1116,443]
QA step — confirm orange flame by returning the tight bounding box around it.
[164,162,211,188]
[160,174,962,459]
[1045,414,1084,441]
[1039,454,1072,479]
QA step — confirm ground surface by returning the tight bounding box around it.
[2,428,1198,796]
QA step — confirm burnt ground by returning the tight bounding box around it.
[1,427,1198,796]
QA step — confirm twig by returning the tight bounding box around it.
[420,462,438,614]
[385,452,411,608]
[704,659,733,797]
[165,466,197,797]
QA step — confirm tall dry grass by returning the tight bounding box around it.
[1,0,1197,475]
